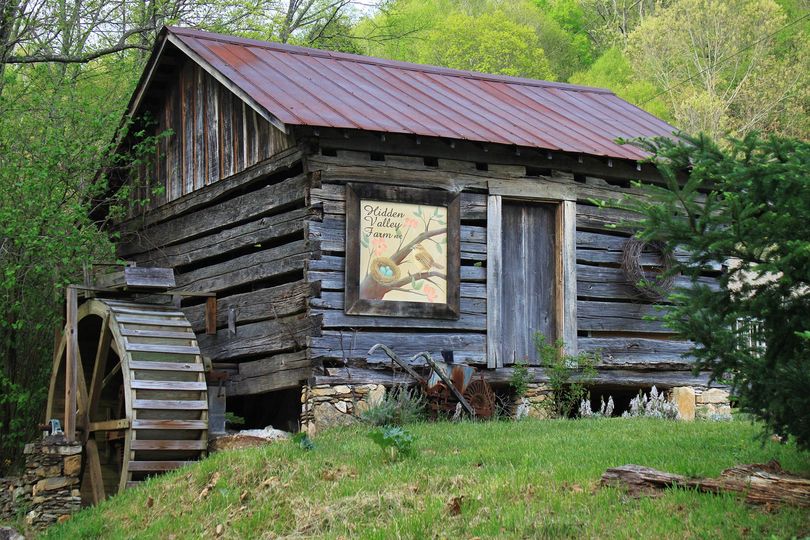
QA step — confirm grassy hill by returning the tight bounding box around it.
[39,419,809,539]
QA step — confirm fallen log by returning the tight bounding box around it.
[601,461,810,507]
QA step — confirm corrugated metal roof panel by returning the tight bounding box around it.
[165,26,676,161]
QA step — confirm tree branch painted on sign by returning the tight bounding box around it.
[360,227,447,301]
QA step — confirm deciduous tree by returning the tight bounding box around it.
[626,0,808,138]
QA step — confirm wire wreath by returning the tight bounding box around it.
[621,237,676,302]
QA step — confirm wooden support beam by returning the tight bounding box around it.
[486,195,502,369]
[89,419,131,432]
[64,286,78,442]
[205,296,217,335]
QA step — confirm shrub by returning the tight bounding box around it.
[615,133,810,447]
[292,432,315,451]
[535,334,598,418]
[622,386,678,419]
[360,385,426,426]
[510,359,530,399]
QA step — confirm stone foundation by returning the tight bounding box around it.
[669,387,732,421]
[0,435,83,530]
[518,383,552,419]
[300,384,386,434]
[695,388,733,419]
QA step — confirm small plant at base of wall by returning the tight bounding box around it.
[622,386,678,419]
[292,432,315,451]
[360,385,426,426]
[534,333,599,418]
[579,394,615,418]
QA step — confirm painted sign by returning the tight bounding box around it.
[345,184,460,319]
[359,199,448,304]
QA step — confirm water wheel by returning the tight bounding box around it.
[46,298,208,502]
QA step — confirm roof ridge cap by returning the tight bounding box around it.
[166,26,614,95]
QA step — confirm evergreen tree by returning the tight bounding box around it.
[616,132,810,448]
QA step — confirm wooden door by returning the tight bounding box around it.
[496,201,557,365]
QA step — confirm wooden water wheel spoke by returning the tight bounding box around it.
[75,350,90,436]
[87,314,112,421]
[47,298,208,502]
[85,439,106,504]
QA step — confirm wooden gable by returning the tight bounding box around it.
[133,55,294,209]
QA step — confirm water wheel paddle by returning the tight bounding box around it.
[46,298,208,502]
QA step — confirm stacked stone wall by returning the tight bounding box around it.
[301,384,385,434]
[515,383,552,419]
[0,435,82,530]
[669,387,732,421]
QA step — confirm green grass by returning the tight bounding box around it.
[39,419,810,539]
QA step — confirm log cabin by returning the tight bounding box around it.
[110,26,726,431]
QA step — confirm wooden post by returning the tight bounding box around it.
[64,286,78,442]
[205,296,217,335]
[561,200,578,356]
[486,195,503,369]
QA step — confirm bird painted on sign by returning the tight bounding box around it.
[413,243,444,271]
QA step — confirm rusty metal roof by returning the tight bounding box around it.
[160,26,676,161]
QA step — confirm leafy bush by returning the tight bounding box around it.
[534,334,599,418]
[224,412,245,428]
[360,385,426,426]
[510,359,530,399]
[367,426,416,462]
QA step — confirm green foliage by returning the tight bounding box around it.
[360,385,426,426]
[292,432,316,451]
[367,425,416,462]
[224,412,245,427]
[0,62,134,472]
[356,0,558,79]
[509,359,530,399]
[570,47,670,121]
[426,9,553,79]
[534,334,598,418]
[615,131,810,448]
[626,0,808,139]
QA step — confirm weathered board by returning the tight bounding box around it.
[134,60,294,210]
[496,201,557,365]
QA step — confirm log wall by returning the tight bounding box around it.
[117,116,719,396]
[117,148,319,396]
[301,130,720,388]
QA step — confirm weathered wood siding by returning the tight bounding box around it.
[118,148,320,396]
[301,130,719,387]
[137,60,294,208]
[306,174,488,366]
[496,201,557,365]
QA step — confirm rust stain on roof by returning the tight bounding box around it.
[163,26,676,161]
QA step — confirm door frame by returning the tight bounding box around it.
[486,180,577,368]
